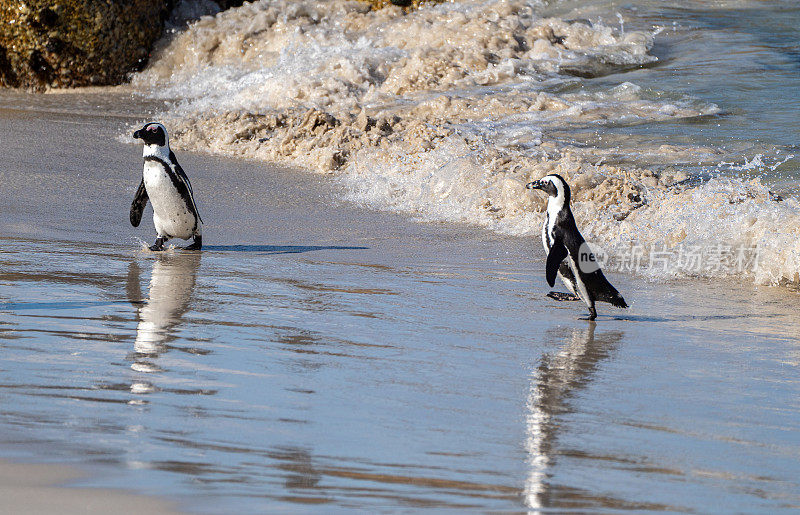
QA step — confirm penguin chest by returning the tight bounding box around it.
[541,209,558,253]
[541,214,551,254]
[143,161,196,239]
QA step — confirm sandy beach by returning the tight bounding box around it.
[0,459,180,514]
[0,88,799,512]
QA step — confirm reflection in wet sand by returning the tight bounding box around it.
[126,254,201,395]
[128,253,201,356]
[526,324,623,512]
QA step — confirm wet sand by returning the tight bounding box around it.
[1,90,800,512]
[0,459,180,514]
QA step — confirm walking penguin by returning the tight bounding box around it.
[130,122,203,251]
[526,174,627,320]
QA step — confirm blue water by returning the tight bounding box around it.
[544,0,800,182]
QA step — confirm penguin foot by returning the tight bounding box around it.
[183,235,202,251]
[149,237,166,252]
[584,306,598,321]
[546,291,580,302]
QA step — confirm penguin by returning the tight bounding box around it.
[526,174,627,320]
[130,122,203,251]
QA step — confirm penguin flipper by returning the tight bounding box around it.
[130,179,149,227]
[546,239,568,288]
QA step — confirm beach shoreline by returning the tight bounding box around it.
[120,0,800,287]
[1,81,799,512]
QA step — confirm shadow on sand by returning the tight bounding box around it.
[203,245,368,255]
[609,313,782,323]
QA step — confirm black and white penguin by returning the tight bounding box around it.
[130,122,203,251]
[526,174,627,320]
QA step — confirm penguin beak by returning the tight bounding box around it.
[133,130,142,140]
[526,180,543,191]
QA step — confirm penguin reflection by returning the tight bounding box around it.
[525,324,622,511]
[127,252,201,356]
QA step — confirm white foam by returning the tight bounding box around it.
[128,0,799,286]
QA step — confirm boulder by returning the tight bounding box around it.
[0,0,170,89]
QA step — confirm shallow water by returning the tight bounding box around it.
[2,93,800,512]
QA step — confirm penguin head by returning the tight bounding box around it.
[526,174,571,205]
[133,122,168,148]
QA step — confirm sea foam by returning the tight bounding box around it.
[130,0,799,286]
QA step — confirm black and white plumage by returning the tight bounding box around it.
[131,122,203,251]
[526,174,627,320]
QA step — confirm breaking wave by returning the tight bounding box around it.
[130,0,800,286]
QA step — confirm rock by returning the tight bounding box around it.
[0,0,247,90]
[213,0,246,9]
[167,0,249,29]
[0,0,170,89]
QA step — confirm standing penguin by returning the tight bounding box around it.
[526,174,627,320]
[130,122,203,251]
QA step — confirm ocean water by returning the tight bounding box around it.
[2,93,800,513]
[129,0,800,285]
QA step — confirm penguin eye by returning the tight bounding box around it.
[147,126,158,132]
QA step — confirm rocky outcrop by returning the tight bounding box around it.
[0,0,250,90]
[0,1,174,89]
